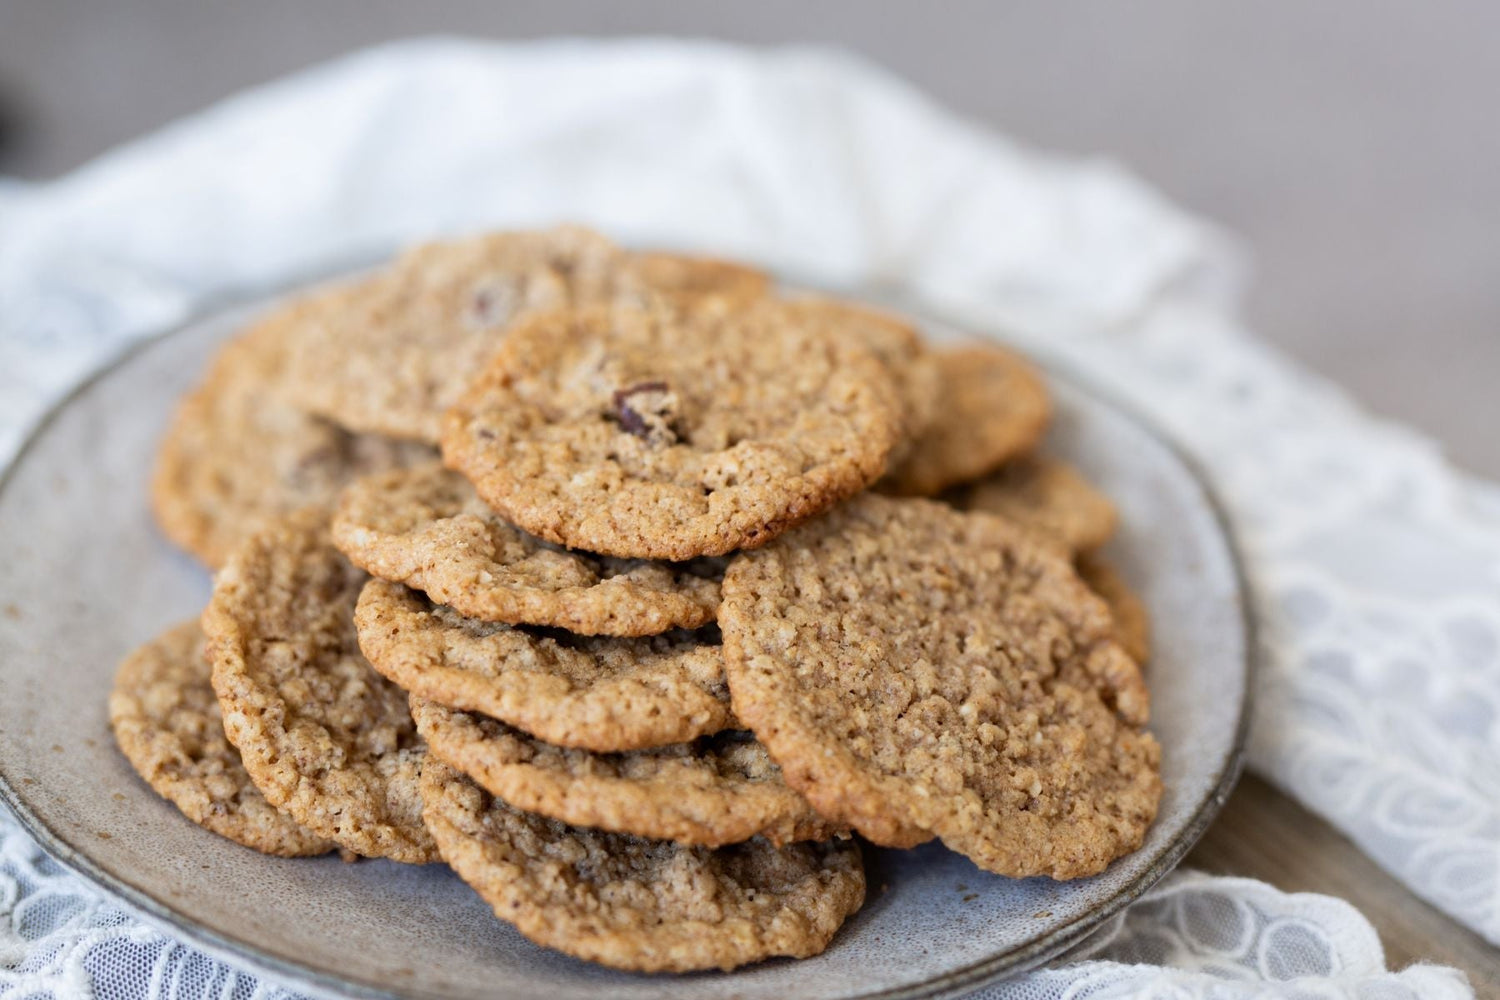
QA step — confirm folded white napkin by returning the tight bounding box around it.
[0,38,1485,1000]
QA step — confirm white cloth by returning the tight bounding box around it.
[0,37,1487,1000]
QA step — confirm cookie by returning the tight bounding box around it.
[283,228,606,443]
[108,620,334,857]
[887,352,945,465]
[355,579,732,751]
[202,509,437,863]
[960,455,1118,554]
[613,252,770,309]
[784,298,942,468]
[720,494,1160,879]
[420,761,865,972]
[412,698,840,847]
[441,301,903,560]
[883,344,1051,496]
[1077,553,1152,665]
[333,464,722,635]
[284,230,772,444]
[151,300,436,568]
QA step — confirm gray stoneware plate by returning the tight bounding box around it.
[0,282,1251,1000]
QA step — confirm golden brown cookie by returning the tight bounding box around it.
[283,228,601,443]
[412,698,840,847]
[420,761,865,972]
[1077,553,1152,665]
[355,579,732,751]
[613,252,770,309]
[783,298,941,467]
[883,344,1051,496]
[720,494,1160,879]
[151,299,435,568]
[440,301,904,560]
[333,464,722,635]
[283,230,772,444]
[960,455,1118,554]
[203,510,437,863]
[109,620,335,857]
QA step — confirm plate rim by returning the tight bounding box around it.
[0,274,1256,1000]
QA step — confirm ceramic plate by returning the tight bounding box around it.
[0,285,1250,1000]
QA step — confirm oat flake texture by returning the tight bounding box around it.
[333,463,722,635]
[355,578,733,751]
[108,620,335,857]
[419,760,865,973]
[412,698,840,847]
[720,493,1160,879]
[202,509,437,863]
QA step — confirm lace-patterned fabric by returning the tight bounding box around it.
[981,872,1469,999]
[996,299,1500,948]
[0,810,1467,999]
[0,38,1483,999]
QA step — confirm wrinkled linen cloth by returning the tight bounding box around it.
[0,38,1486,1000]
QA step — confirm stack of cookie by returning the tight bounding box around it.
[111,227,1159,974]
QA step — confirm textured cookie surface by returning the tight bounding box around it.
[613,252,770,310]
[283,228,601,443]
[202,510,437,863]
[355,580,732,751]
[413,698,839,846]
[441,301,903,560]
[784,298,941,466]
[961,455,1118,554]
[151,299,435,568]
[333,464,722,635]
[109,621,334,857]
[420,761,864,972]
[284,230,770,443]
[720,494,1160,879]
[1077,553,1152,665]
[884,345,1051,496]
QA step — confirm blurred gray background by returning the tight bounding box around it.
[2,1,1497,476]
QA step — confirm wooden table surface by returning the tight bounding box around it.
[2,2,1496,994]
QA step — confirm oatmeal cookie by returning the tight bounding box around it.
[1077,553,1152,665]
[355,579,732,751]
[783,298,941,466]
[333,464,721,635]
[413,698,839,847]
[883,344,1050,496]
[960,455,1118,553]
[613,251,770,309]
[151,299,434,568]
[720,494,1159,879]
[441,301,903,560]
[109,620,334,857]
[203,510,436,863]
[420,761,865,972]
